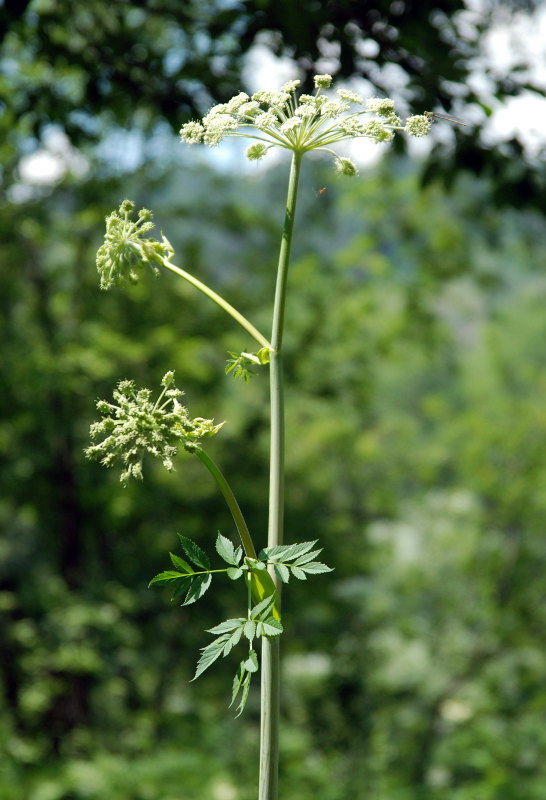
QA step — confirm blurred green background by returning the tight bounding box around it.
[2,2,546,799]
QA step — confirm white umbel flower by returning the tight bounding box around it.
[179,75,437,172]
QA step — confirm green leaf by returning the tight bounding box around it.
[225,353,256,382]
[244,620,256,640]
[250,594,275,620]
[292,549,322,566]
[227,567,243,580]
[223,623,244,656]
[261,541,317,562]
[247,557,266,571]
[235,672,252,717]
[231,624,244,647]
[148,570,185,587]
[230,662,246,708]
[257,347,271,365]
[182,573,212,605]
[244,649,259,673]
[215,532,240,566]
[249,567,280,621]
[241,351,261,365]
[223,638,235,657]
[192,635,230,681]
[207,618,245,635]
[171,576,192,601]
[178,534,210,570]
[225,350,269,384]
[301,562,333,575]
[274,563,290,583]
[169,552,194,573]
[290,566,307,580]
[261,617,283,637]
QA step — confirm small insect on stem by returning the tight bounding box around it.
[425,111,469,128]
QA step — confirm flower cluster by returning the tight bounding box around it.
[179,74,433,175]
[85,372,223,484]
[96,200,174,290]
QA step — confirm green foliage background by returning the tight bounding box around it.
[2,4,546,795]
[2,145,546,799]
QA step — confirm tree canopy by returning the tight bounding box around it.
[1,0,545,205]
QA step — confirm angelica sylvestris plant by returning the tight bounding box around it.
[89,75,436,800]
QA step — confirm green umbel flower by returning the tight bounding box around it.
[179,74,434,174]
[96,200,174,290]
[405,114,433,137]
[86,372,223,484]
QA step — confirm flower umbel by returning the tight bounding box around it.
[179,75,435,172]
[405,114,433,137]
[96,200,174,290]
[86,372,224,484]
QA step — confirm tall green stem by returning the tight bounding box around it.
[259,151,302,800]
[195,448,257,559]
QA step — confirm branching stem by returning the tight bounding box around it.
[161,258,272,350]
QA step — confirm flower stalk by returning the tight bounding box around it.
[195,447,257,560]
[160,258,271,350]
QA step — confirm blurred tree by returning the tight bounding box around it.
[1,0,544,205]
[2,150,546,797]
[3,7,545,799]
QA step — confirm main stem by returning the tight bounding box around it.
[259,151,302,800]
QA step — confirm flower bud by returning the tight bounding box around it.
[335,157,358,177]
[245,143,268,161]
[314,74,333,89]
[179,121,204,144]
[366,97,396,117]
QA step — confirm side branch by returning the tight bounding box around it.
[161,258,272,350]
[195,448,257,560]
